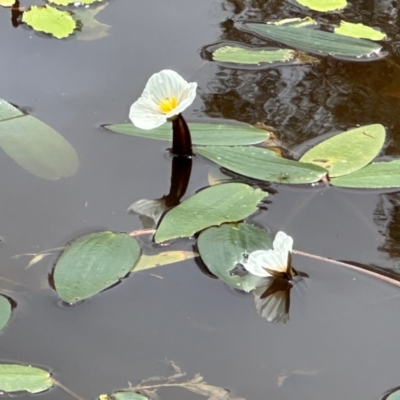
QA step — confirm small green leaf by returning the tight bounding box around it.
[300,124,385,177]
[0,364,52,393]
[196,146,327,184]
[334,21,386,41]
[155,183,266,243]
[49,0,102,4]
[54,231,141,303]
[245,24,382,59]
[213,46,295,64]
[104,122,270,146]
[198,223,272,292]
[99,392,148,400]
[0,113,79,180]
[0,0,15,7]
[330,160,400,188]
[22,5,76,39]
[294,0,347,12]
[386,389,400,400]
[0,296,11,333]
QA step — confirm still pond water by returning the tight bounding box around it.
[2,0,400,399]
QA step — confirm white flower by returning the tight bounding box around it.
[242,231,293,278]
[129,70,197,130]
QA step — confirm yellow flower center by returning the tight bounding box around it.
[159,97,178,114]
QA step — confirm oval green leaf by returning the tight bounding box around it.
[330,160,400,188]
[54,231,141,303]
[22,5,76,39]
[104,122,270,146]
[0,114,79,180]
[334,21,386,41]
[244,24,382,59]
[295,0,347,12]
[0,364,52,393]
[198,223,272,292]
[155,183,266,243]
[300,124,385,178]
[196,146,327,184]
[387,389,400,400]
[0,296,12,333]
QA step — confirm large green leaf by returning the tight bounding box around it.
[54,231,141,303]
[198,223,272,292]
[245,24,382,59]
[300,124,385,178]
[330,160,400,188]
[0,296,11,333]
[0,114,79,180]
[295,0,347,12]
[22,5,76,39]
[196,146,327,184]
[387,390,400,400]
[155,183,266,243]
[0,364,52,393]
[334,21,386,41]
[104,122,270,146]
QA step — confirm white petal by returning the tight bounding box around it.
[129,97,167,129]
[242,251,272,277]
[260,250,288,273]
[165,82,197,118]
[273,231,293,253]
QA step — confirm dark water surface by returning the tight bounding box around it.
[1,0,400,399]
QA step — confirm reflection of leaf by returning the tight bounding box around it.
[0,296,12,333]
[300,124,385,178]
[334,21,386,41]
[74,3,111,41]
[294,0,347,12]
[54,231,141,303]
[155,183,266,243]
[198,223,272,292]
[133,251,198,272]
[22,5,76,39]
[0,364,52,393]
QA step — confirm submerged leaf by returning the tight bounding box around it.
[198,223,273,292]
[74,3,111,41]
[104,121,270,146]
[155,183,266,243]
[334,21,386,41]
[300,124,385,177]
[330,160,400,188]
[133,251,198,272]
[0,364,52,393]
[54,231,141,303]
[245,23,382,59]
[294,0,347,12]
[22,5,76,39]
[0,296,11,333]
[196,146,327,184]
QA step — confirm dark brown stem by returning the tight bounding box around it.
[172,114,192,157]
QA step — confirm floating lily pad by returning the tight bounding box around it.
[155,183,266,243]
[0,100,79,180]
[0,0,14,7]
[0,296,12,333]
[99,392,148,400]
[49,0,102,4]
[104,122,270,146]
[54,231,141,303]
[294,0,347,12]
[196,146,327,184]
[0,364,52,393]
[198,223,272,292]
[22,5,76,39]
[386,389,400,400]
[334,21,386,41]
[300,124,385,177]
[244,24,382,59]
[330,160,400,188]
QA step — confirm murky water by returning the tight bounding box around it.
[1,0,400,399]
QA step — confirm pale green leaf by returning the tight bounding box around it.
[155,183,266,243]
[198,223,272,292]
[104,122,270,146]
[49,0,102,4]
[196,146,327,184]
[54,231,141,303]
[0,99,23,121]
[213,46,295,64]
[300,124,385,177]
[387,390,400,400]
[0,364,52,393]
[0,296,11,333]
[22,5,76,39]
[245,24,382,59]
[0,114,79,180]
[0,0,14,6]
[133,251,198,272]
[294,0,347,12]
[74,3,110,41]
[330,160,400,188]
[334,21,386,41]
